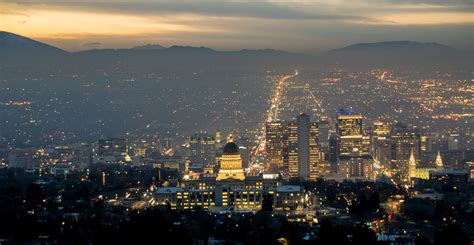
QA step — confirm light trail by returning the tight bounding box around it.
[249,69,298,168]
[305,83,325,113]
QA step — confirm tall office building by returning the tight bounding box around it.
[285,114,319,180]
[391,124,421,183]
[287,121,298,178]
[265,121,286,167]
[336,109,362,137]
[373,120,392,137]
[336,109,366,157]
[309,122,320,179]
[297,114,310,180]
[372,120,392,169]
[189,133,217,170]
[317,120,330,161]
[336,109,372,178]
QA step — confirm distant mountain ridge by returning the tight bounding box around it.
[330,41,455,52]
[131,44,165,50]
[326,40,466,69]
[0,31,468,69]
[0,31,68,54]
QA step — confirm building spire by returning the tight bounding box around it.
[409,149,416,167]
[408,148,417,186]
[435,150,443,169]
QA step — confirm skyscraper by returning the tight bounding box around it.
[297,113,310,180]
[336,109,362,137]
[336,110,366,157]
[309,122,320,180]
[287,121,298,178]
[372,120,392,169]
[373,120,392,137]
[265,121,286,167]
[284,114,319,180]
[336,109,372,178]
[391,124,421,183]
[189,133,217,170]
[317,120,330,161]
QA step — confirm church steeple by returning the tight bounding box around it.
[435,150,443,169]
[408,148,417,185]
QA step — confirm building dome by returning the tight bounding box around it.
[223,142,239,155]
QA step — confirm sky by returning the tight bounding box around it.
[1,0,473,53]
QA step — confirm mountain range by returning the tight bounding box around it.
[0,31,470,69]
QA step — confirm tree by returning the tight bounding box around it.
[315,219,349,245]
[25,183,44,205]
[351,224,376,245]
[415,234,431,245]
[434,225,469,245]
[262,193,273,212]
[368,192,380,210]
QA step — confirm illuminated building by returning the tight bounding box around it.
[309,122,320,180]
[296,114,310,180]
[189,133,217,170]
[215,130,222,144]
[336,110,366,157]
[94,137,131,164]
[273,186,305,211]
[265,121,286,167]
[372,135,391,169]
[286,114,319,180]
[160,139,287,211]
[390,124,421,183]
[216,137,245,181]
[408,149,417,186]
[336,109,362,137]
[467,161,474,180]
[435,150,444,170]
[336,110,372,179]
[429,169,469,189]
[420,135,431,153]
[372,120,392,168]
[317,120,330,159]
[98,138,127,156]
[287,121,298,178]
[317,161,331,175]
[337,156,375,180]
[373,120,392,137]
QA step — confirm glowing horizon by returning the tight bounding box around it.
[1,1,473,52]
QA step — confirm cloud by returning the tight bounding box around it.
[82,41,101,47]
[3,0,370,21]
[1,0,472,52]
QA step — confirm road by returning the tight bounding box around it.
[249,69,298,168]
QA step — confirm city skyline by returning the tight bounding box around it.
[0,1,472,244]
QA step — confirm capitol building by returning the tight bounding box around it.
[154,138,306,211]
